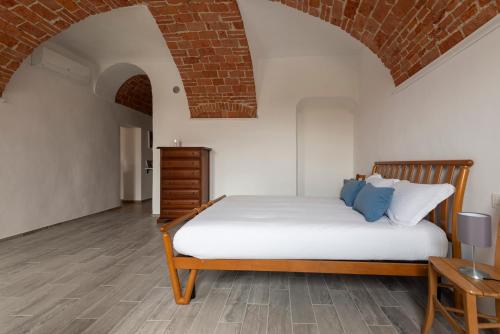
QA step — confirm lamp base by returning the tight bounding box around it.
[459,266,490,280]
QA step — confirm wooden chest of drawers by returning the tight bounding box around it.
[159,147,210,221]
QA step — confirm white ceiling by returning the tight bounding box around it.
[51,1,362,67]
[238,0,362,59]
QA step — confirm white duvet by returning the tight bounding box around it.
[173,196,448,261]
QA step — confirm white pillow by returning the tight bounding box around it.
[387,181,455,226]
[366,173,399,188]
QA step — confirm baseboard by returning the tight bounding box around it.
[121,198,152,203]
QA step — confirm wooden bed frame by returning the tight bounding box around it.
[158,160,473,304]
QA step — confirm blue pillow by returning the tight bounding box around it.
[340,179,366,207]
[353,183,395,222]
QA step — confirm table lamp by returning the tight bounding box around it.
[457,212,492,280]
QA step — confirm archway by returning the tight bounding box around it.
[95,63,153,116]
[95,62,154,202]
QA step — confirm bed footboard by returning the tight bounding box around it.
[159,195,226,304]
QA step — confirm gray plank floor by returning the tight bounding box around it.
[0,202,457,334]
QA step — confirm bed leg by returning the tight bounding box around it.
[162,231,198,304]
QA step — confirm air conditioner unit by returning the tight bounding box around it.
[31,46,91,84]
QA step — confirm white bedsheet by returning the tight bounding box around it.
[173,196,448,260]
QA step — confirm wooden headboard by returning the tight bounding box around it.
[365,160,473,259]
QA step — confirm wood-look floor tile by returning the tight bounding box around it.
[148,290,178,321]
[77,276,138,319]
[214,322,242,334]
[363,278,399,307]
[381,306,419,334]
[5,298,79,334]
[191,270,219,303]
[213,270,237,289]
[378,277,407,292]
[324,274,347,291]
[121,274,160,302]
[248,271,270,305]
[221,271,252,323]
[165,302,202,334]
[313,304,344,334]
[241,304,268,334]
[110,287,167,334]
[10,283,77,317]
[290,276,315,323]
[138,320,170,334]
[267,289,292,334]
[307,274,332,305]
[391,291,453,334]
[349,289,391,325]
[57,318,96,334]
[293,323,320,334]
[81,301,138,334]
[0,272,53,298]
[187,288,230,334]
[34,286,114,334]
[270,272,289,290]
[369,325,399,334]
[331,290,371,334]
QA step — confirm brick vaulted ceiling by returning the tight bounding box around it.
[0,0,257,118]
[274,0,500,85]
[115,74,153,115]
[0,1,499,118]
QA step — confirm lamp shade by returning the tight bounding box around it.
[457,212,492,248]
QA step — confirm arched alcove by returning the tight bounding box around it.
[94,63,146,101]
[296,97,357,197]
[95,63,152,115]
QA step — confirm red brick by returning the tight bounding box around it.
[438,30,464,54]
[463,4,497,36]
[115,75,152,115]
[30,3,58,21]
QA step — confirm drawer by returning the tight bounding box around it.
[162,150,201,159]
[163,189,200,199]
[162,199,200,209]
[163,160,200,169]
[164,169,200,179]
[162,179,200,189]
[160,209,194,220]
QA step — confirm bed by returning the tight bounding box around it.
[159,160,473,304]
[174,196,448,261]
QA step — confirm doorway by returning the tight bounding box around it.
[120,126,142,201]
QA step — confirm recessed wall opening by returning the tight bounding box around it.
[296,97,354,197]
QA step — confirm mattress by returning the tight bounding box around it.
[173,196,448,261]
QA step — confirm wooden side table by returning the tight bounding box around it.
[422,256,500,334]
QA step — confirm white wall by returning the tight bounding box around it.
[151,55,360,213]
[355,21,500,268]
[0,48,152,239]
[297,98,354,197]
